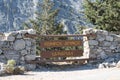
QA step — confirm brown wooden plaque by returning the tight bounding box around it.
[40,40,83,48]
[41,50,83,58]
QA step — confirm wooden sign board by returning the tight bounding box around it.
[41,50,83,58]
[40,40,83,48]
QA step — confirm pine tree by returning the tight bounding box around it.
[84,0,120,32]
[24,0,66,35]
[24,0,67,55]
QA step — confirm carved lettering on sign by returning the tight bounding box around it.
[41,50,83,58]
[51,51,74,57]
[40,40,83,48]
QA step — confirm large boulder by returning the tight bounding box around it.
[13,39,25,50]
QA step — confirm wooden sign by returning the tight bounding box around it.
[41,50,83,58]
[40,40,83,48]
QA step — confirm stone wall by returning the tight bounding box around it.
[83,28,120,60]
[0,28,120,70]
[0,29,36,70]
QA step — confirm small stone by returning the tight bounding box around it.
[106,36,113,41]
[89,40,98,46]
[6,35,15,41]
[25,40,31,47]
[97,30,108,35]
[0,49,2,54]
[97,35,105,41]
[5,50,17,55]
[98,64,105,69]
[114,36,120,42]
[9,31,18,36]
[5,54,20,63]
[13,39,25,50]
[109,62,116,68]
[110,45,116,49]
[28,29,36,34]
[103,41,111,46]
[0,36,5,41]
[98,52,108,59]
[25,55,36,61]
[21,50,27,56]
[16,34,22,38]
[102,30,108,35]
[25,64,36,70]
[116,61,120,68]
[26,46,31,51]
[0,62,6,76]
[18,30,28,34]
[20,57,25,61]
[105,58,115,63]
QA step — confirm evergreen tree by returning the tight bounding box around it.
[84,0,120,31]
[24,0,66,35]
[24,0,67,55]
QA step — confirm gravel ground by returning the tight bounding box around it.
[0,64,120,80]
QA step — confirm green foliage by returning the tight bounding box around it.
[75,25,88,34]
[24,0,66,35]
[5,60,25,75]
[7,59,16,66]
[84,0,120,31]
[5,60,16,74]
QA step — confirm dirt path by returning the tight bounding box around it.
[0,67,120,80]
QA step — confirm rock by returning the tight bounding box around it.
[106,36,113,41]
[21,50,27,56]
[102,30,109,35]
[25,55,36,61]
[97,35,105,41]
[114,36,120,42]
[110,45,116,49]
[16,34,22,38]
[105,58,115,63]
[4,33,15,41]
[116,61,120,68]
[97,30,108,35]
[98,64,105,69]
[99,62,117,69]
[89,40,98,46]
[13,66,25,75]
[5,55,20,63]
[0,36,5,41]
[0,62,6,76]
[28,29,36,34]
[26,46,31,51]
[0,56,6,63]
[109,62,116,68]
[19,30,28,34]
[6,35,15,41]
[25,64,36,71]
[10,31,18,36]
[0,49,2,54]
[25,40,31,47]
[4,50,17,55]
[13,39,25,50]
[103,41,111,46]
[97,52,108,59]
[20,57,25,61]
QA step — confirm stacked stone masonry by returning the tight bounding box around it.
[83,28,120,60]
[0,28,120,70]
[0,29,36,70]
